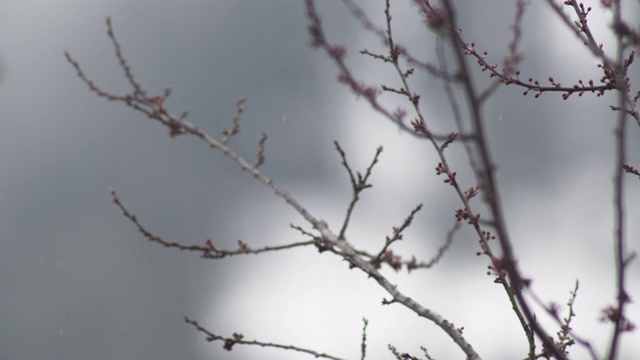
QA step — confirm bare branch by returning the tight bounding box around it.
[71,14,482,358]
[544,0,640,125]
[184,316,347,360]
[109,188,315,258]
[440,0,547,357]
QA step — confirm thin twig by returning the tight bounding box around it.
[371,204,423,271]
[525,281,598,360]
[184,316,347,360]
[360,318,368,360]
[335,141,383,240]
[109,188,315,258]
[221,97,246,145]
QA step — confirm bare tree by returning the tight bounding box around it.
[65,0,638,359]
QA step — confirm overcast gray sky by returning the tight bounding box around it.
[1,1,639,359]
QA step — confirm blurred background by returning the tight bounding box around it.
[1,1,639,359]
